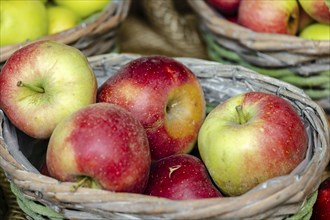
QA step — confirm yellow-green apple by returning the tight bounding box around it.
[238,0,300,35]
[144,154,223,200]
[299,23,330,40]
[206,0,241,16]
[46,103,151,193]
[46,4,80,34]
[311,176,330,220]
[299,0,330,24]
[97,55,206,160]
[198,91,308,196]
[0,40,97,139]
[0,0,48,46]
[53,0,110,18]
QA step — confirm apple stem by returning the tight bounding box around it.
[236,105,247,124]
[17,81,45,93]
[70,176,101,192]
[169,165,181,178]
[71,176,89,192]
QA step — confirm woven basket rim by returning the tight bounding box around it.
[0,53,329,219]
[0,0,131,63]
[187,0,330,54]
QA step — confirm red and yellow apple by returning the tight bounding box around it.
[46,103,151,193]
[198,92,308,196]
[0,40,97,139]
[206,0,241,16]
[238,0,300,35]
[97,55,206,160]
[144,154,223,200]
[299,0,330,24]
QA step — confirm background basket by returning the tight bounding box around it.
[187,0,330,113]
[0,53,329,219]
[0,0,131,64]
[118,0,208,59]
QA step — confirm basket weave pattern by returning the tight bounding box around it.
[0,0,131,63]
[187,0,330,112]
[0,54,329,219]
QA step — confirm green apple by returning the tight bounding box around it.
[0,0,48,46]
[0,40,97,139]
[198,92,308,196]
[299,23,330,40]
[53,0,111,18]
[47,5,80,34]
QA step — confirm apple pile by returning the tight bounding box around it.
[206,0,330,40]
[0,41,309,201]
[0,0,111,46]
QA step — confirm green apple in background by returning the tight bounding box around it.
[53,0,111,18]
[0,0,48,46]
[299,23,330,40]
[47,5,80,34]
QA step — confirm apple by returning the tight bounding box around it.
[298,5,315,32]
[311,176,330,220]
[39,162,51,177]
[0,40,97,139]
[53,0,110,18]
[238,0,300,35]
[46,103,151,193]
[298,0,330,24]
[225,16,238,24]
[46,4,80,35]
[97,55,206,160]
[144,154,223,200]
[198,91,308,196]
[206,0,241,16]
[0,0,48,46]
[299,23,330,40]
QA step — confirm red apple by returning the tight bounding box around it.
[144,154,223,200]
[226,16,238,23]
[46,103,151,193]
[298,5,315,32]
[299,0,330,24]
[0,40,97,139]
[97,55,206,160]
[198,91,308,196]
[311,176,330,220]
[206,0,241,16]
[238,0,300,35]
[39,162,50,177]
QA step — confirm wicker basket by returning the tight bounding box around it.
[187,0,330,113]
[0,0,131,64]
[0,53,329,219]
